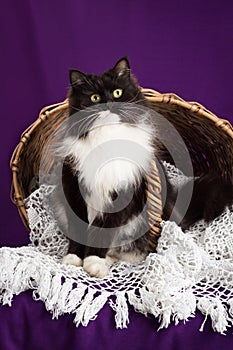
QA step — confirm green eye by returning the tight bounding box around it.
[90,94,101,103]
[113,88,123,99]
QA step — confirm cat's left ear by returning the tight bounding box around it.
[69,69,86,86]
[113,57,130,78]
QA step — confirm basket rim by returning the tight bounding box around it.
[10,88,233,231]
[142,88,233,138]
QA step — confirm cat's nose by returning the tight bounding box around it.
[106,102,114,111]
[101,102,114,112]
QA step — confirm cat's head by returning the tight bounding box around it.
[68,57,147,114]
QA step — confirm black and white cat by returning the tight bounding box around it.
[52,57,232,278]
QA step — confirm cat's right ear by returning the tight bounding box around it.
[69,69,85,86]
[113,57,130,78]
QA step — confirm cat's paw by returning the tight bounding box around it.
[62,254,83,267]
[83,256,109,278]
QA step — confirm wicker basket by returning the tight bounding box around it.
[10,88,233,249]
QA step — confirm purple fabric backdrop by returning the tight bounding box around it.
[1,1,233,349]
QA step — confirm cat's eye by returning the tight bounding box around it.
[113,88,123,99]
[90,94,101,103]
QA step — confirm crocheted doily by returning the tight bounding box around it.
[0,163,233,334]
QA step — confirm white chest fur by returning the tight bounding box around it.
[60,111,155,223]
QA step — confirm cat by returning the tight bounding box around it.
[51,57,233,278]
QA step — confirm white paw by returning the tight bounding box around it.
[62,254,83,267]
[83,256,109,278]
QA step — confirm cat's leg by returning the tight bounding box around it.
[62,254,83,266]
[82,246,114,278]
[83,255,113,278]
[50,187,83,266]
[61,239,114,277]
[82,247,147,278]
[62,239,85,267]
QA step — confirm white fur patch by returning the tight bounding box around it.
[108,251,146,264]
[111,214,147,248]
[106,214,148,264]
[83,255,109,278]
[59,110,155,223]
[62,253,83,266]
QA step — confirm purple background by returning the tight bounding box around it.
[1,1,233,349]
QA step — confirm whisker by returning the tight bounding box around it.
[69,104,100,112]
[69,104,81,111]
[118,106,153,126]
[119,109,139,123]
[125,91,143,103]
[77,112,99,136]
[57,111,99,139]
[80,114,100,137]
[133,98,148,105]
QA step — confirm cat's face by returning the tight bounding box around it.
[68,57,147,114]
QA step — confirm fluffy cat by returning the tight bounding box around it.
[51,57,232,278]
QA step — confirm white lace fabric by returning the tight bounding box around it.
[0,164,233,334]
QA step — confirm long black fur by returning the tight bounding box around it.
[57,57,233,260]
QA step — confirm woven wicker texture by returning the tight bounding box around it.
[10,89,233,248]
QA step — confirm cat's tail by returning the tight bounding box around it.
[180,173,233,230]
[163,172,233,230]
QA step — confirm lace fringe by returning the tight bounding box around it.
[1,243,233,334]
[1,163,233,334]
